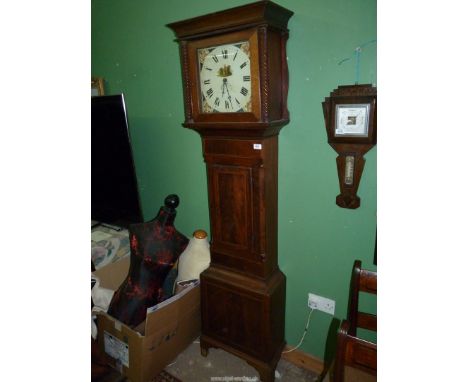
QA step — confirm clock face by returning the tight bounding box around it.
[335,104,370,137]
[198,41,252,113]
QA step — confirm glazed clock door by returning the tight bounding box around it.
[198,42,252,113]
[183,27,262,123]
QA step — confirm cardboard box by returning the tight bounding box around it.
[94,256,201,382]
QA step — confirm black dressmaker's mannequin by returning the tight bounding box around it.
[108,194,189,327]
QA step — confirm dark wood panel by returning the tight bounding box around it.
[209,165,252,251]
[202,280,264,356]
[356,312,377,332]
[204,136,279,279]
[200,266,286,361]
[204,138,265,158]
[345,337,377,375]
[359,270,377,293]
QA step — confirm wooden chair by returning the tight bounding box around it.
[333,260,377,382]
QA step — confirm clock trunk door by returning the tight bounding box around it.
[207,164,264,274]
[203,136,278,279]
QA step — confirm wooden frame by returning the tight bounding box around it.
[324,89,377,146]
[91,77,105,96]
[186,28,262,123]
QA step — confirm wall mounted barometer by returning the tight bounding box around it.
[322,84,377,209]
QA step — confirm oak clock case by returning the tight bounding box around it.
[322,84,377,209]
[168,2,293,381]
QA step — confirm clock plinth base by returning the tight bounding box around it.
[200,335,284,382]
[200,266,286,382]
[336,194,360,209]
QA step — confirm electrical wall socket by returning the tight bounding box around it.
[308,293,335,315]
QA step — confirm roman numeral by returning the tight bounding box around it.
[205,67,212,71]
[225,101,230,109]
[212,55,219,63]
[222,49,228,59]
[240,87,248,96]
[235,98,241,105]
[214,97,220,106]
[243,75,250,82]
[240,61,247,69]
[206,88,214,98]
[204,79,211,85]
[233,51,238,61]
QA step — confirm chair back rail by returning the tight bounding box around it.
[357,312,377,332]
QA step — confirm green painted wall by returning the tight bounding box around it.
[92,0,376,362]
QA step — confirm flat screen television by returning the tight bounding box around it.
[91,94,143,227]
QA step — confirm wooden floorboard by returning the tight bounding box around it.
[281,345,324,375]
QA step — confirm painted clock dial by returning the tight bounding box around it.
[198,41,251,113]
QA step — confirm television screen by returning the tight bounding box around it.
[91,94,143,227]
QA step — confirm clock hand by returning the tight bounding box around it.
[222,78,228,98]
[222,78,234,108]
[223,78,232,97]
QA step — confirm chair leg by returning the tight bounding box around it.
[333,328,347,382]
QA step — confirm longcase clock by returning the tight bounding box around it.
[168,2,293,381]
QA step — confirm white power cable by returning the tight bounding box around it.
[282,308,314,353]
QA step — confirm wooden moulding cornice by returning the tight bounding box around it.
[329,84,377,97]
[183,119,289,138]
[167,1,293,40]
[202,265,285,296]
